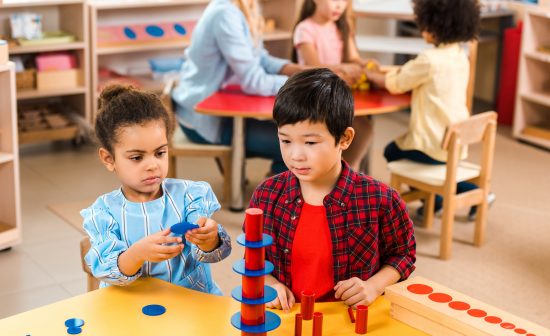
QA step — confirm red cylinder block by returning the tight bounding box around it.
[241,302,265,325]
[244,247,265,270]
[245,208,264,241]
[294,313,302,336]
[355,305,369,334]
[312,312,323,336]
[300,290,315,320]
[242,276,264,299]
[242,332,265,336]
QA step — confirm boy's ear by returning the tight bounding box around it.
[339,127,355,150]
[98,147,116,172]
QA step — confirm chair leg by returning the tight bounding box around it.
[474,193,489,246]
[390,174,400,192]
[439,196,456,260]
[423,193,435,230]
[221,153,232,205]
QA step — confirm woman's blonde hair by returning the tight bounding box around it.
[233,0,264,46]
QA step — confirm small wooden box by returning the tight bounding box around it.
[36,69,81,90]
[16,69,36,90]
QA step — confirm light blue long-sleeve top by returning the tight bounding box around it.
[172,0,289,143]
[81,178,232,295]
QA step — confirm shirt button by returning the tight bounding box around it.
[283,248,290,254]
[297,199,301,203]
[291,215,296,220]
[285,200,289,204]
[340,202,345,207]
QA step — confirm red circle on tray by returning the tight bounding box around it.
[485,316,503,324]
[468,309,487,318]
[514,328,526,334]
[407,284,433,295]
[428,292,453,303]
[501,322,515,329]
[448,301,470,310]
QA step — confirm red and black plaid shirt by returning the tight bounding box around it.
[248,161,416,289]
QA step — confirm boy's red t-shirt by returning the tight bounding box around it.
[290,202,334,301]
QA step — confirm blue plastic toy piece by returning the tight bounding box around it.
[170,222,199,235]
[67,326,82,335]
[236,233,273,248]
[232,260,274,277]
[231,286,277,304]
[142,304,166,316]
[231,311,281,332]
[64,318,84,328]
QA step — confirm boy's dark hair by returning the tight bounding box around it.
[95,84,174,154]
[273,68,353,143]
[413,0,480,45]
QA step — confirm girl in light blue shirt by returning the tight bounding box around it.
[82,84,231,294]
[172,0,306,174]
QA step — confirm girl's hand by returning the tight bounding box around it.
[132,228,184,263]
[336,63,363,85]
[265,275,295,312]
[185,217,220,252]
[334,277,382,308]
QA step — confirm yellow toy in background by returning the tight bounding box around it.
[352,61,378,91]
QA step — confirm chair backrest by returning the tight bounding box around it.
[80,236,99,291]
[441,111,497,191]
[161,79,177,115]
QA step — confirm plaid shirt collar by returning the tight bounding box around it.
[284,160,354,208]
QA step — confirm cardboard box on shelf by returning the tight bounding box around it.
[0,40,8,65]
[36,69,81,90]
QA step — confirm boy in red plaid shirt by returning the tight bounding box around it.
[248,68,416,312]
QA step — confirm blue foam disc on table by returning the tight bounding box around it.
[67,326,82,334]
[142,304,166,316]
[64,318,84,328]
[232,260,274,276]
[236,233,273,248]
[170,222,199,235]
[230,311,281,332]
[231,286,277,304]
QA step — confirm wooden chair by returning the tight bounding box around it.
[80,236,99,291]
[388,111,497,260]
[160,80,232,204]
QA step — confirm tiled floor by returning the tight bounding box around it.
[1,112,549,329]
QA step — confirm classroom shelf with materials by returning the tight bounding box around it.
[88,0,298,118]
[0,62,22,251]
[513,7,550,149]
[0,0,90,145]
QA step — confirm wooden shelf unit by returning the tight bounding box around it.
[513,8,550,149]
[89,0,298,118]
[0,62,22,250]
[0,0,90,144]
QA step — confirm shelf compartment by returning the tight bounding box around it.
[522,125,550,142]
[522,56,550,96]
[18,125,78,144]
[9,42,86,55]
[0,153,15,164]
[97,41,190,55]
[17,86,87,100]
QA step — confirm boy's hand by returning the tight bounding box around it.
[334,277,382,308]
[131,228,183,263]
[265,275,295,313]
[185,217,219,252]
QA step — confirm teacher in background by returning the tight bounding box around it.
[172,0,361,174]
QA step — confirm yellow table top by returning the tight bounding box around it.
[0,278,427,335]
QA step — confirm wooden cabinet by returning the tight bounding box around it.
[513,8,550,149]
[88,0,298,118]
[0,0,90,145]
[0,62,21,250]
